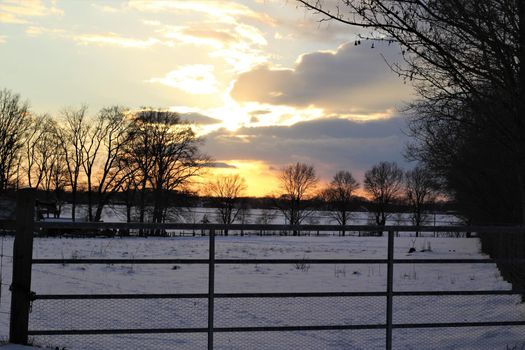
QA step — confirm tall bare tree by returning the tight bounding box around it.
[364,161,403,232]
[207,174,247,235]
[126,109,208,230]
[22,114,59,190]
[405,166,437,236]
[91,106,133,222]
[43,123,68,212]
[80,112,102,221]
[0,89,30,192]
[322,170,359,236]
[56,106,89,221]
[277,162,319,235]
[298,0,525,223]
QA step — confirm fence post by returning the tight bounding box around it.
[386,229,394,350]
[208,228,215,350]
[9,188,36,344]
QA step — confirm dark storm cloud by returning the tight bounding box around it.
[203,116,411,181]
[230,42,412,114]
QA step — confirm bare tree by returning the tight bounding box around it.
[126,109,208,231]
[277,162,319,235]
[207,174,247,235]
[405,166,437,236]
[56,106,89,221]
[80,112,102,221]
[297,0,525,223]
[322,170,360,236]
[235,201,251,236]
[23,114,56,189]
[86,106,133,222]
[43,125,68,214]
[364,161,403,233]
[256,209,277,235]
[0,89,30,192]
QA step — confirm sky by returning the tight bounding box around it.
[0,0,414,197]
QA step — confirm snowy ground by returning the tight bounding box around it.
[1,233,524,349]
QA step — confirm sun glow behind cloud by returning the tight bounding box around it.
[149,65,219,95]
[205,159,280,197]
[1,0,413,197]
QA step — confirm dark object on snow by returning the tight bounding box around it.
[408,247,416,253]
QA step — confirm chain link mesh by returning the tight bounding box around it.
[30,298,208,330]
[21,234,525,349]
[393,326,525,350]
[214,329,385,350]
[215,296,385,328]
[394,295,525,324]
[31,333,208,350]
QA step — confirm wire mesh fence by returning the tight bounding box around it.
[6,219,525,349]
[214,296,385,328]
[393,326,525,350]
[30,297,208,331]
[393,294,525,324]
[31,333,208,350]
[213,329,386,350]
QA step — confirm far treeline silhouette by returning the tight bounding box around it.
[0,93,442,235]
[298,0,525,296]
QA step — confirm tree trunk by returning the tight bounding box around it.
[86,173,93,221]
[517,0,525,224]
[71,188,76,222]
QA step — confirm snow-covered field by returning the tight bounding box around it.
[1,233,524,349]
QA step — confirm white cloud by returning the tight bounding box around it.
[160,21,269,72]
[91,4,121,13]
[127,0,275,25]
[231,41,413,115]
[72,33,160,48]
[149,65,219,94]
[25,25,64,37]
[0,0,63,23]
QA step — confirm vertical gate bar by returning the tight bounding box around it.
[208,228,215,350]
[9,188,36,345]
[386,229,394,350]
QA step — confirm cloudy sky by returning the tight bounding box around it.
[0,0,414,196]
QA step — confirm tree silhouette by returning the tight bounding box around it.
[364,161,403,234]
[276,162,319,235]
[0,89,30,192]
[125,109,208,231]
[322,170,359,236]
[405,166,437,236]
[298,0,525,223]
[207,174,247,236]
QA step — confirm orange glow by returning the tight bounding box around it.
[207,160,280,197]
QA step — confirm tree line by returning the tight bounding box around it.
[0,89,208,224]
[296,0,525,295]
[1,88,438,233]
[297,0,524,225]
[208,161,437,237]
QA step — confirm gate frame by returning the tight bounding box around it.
[8,189,525,349]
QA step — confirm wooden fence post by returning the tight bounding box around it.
[9,188,36,345]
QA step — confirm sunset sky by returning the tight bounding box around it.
[0,0,414,196]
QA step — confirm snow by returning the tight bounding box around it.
[1,232,524,349]
[0,345,52,350]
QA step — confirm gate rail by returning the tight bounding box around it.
[8,188,525,350]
